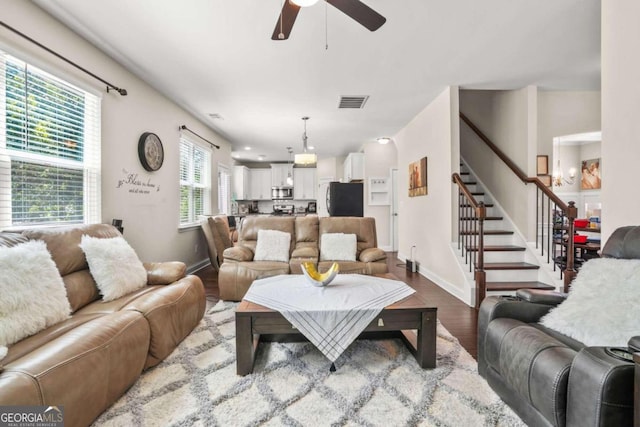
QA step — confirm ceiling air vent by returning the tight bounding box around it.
[338,96,369,109]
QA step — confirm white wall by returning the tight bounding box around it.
[2,0,233,269]
[601,0,640,241]
[363,142,398,250]
[554,143,582,193]
[394,87,468,303]
[316,157,344,181]
[459,88,536,238]
[554,141,603,218]
[537,91,601,160]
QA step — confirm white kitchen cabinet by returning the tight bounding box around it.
[343,152,364,182]
[271,163,292,187]
[293,167,316,200]
[249,168,271,200]
[233,166,250,200]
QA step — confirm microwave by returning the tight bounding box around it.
[271,186,293,200]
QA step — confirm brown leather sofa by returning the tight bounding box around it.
[218,215,388,301]
[200,214,235,271]
[0,224,206,427]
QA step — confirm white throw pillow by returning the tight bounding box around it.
[80,235,147,301]
[254,230,291,263]
[0,240,71,347]
[320,233,357,261]
[540,258,640,347]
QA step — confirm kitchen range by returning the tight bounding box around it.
[272,204,294,215]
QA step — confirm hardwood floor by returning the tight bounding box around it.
[194,252,479,359]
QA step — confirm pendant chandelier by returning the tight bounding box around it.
[286,147,294,185]
[294,116,317,165]
[552,159,577,187]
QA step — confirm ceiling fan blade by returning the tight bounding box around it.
[326,0,386,31]
[271,1,301,40]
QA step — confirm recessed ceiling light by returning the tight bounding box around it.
[377,137,392,145]
[208,113,224,120]
[244,146,251,151]
[258,155,266,161]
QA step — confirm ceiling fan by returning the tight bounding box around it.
[272,0,386,41]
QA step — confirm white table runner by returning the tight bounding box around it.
[243,274,416,362]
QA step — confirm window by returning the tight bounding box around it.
[217,164,231,215]
[0,50,101,228]
[179,137,210,226]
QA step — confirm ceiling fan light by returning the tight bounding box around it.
[290,0,320,7]
[295,153,317,165]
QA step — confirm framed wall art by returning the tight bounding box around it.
[538,174,552,187]
[536,155,549,175]
[580,158,601,190]
[408,157,427,197]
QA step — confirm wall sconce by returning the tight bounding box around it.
[552,162,577,186]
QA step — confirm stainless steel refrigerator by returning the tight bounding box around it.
[327,182,363,217]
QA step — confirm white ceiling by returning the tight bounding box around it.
[34,0,601,163]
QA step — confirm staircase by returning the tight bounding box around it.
[455,163,556,306]
[454,113,579,308]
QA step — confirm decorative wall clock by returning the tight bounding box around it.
[138,132,164,172]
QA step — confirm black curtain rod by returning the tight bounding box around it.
[179,125,220,149]
[0,21,127,96]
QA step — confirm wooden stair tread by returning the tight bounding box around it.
[461,203,494,208]
[465,245,525,252]
[471,191,485,196]
[483,262,540,270]
[460,230,512,235]
[462,181,477,185]
[460,216,503,221]
[487,281,555,291]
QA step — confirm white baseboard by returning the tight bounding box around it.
[396,253,472,306]
[187,259,211,275]
[380,245,392,252]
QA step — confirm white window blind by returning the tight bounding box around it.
[0,51,101,227]
[218,164,230,215]
[179,137,210,226]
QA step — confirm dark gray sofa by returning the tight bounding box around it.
[478,226,640,427]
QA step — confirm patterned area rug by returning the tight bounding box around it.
[93,301,525,426]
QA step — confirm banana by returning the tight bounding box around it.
[301,261,339,287]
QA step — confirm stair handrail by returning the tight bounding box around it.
[452,173,483,210]
[460,112,569,210]
[452,173,487,307]
[459,112,577,290]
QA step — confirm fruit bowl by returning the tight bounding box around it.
[301,262,339,287]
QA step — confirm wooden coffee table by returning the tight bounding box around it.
[235,273,437,375]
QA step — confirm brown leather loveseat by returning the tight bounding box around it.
[217,215,387,301]
[0,224,206,427]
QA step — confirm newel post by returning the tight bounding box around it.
[563,201,578,292]
[474,202,486,308]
